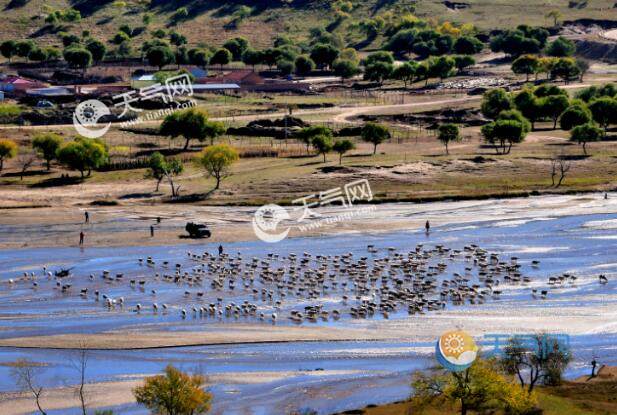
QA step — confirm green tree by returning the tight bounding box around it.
[146,152,184,196]
[453,55,475,74]
[298,126,333,154]
[481,88,512,120]
[386,29,417,56]
[453,36,484,55]
[0,40,16,62]
[546,36,575,57]
[514,88,540,130]
[361,122,390,155]
[277,59,295,76]
[312,135,333,162]
[160,109,225,150]
[190,49,210,69]
[85,39,106,64]
[210,48,232,70]
[310,43,339,69]
[539,94,570,129]
[56,137,108,178]
[332,139,355,164]
[294,55,316,76]
[501,334,572,393]
[32,133,63,170]
[63,47,93,72]
[559,104,591,131]
[196,144,239,190]
[332,59,360,82]
[242,49,262,70]
[363,51,394,66]
[364,62,393,85]
[15,40,35,61]
[0,138,18,171]
[133,365,212,415]
[511,54,540,81]
[223,37,249,61]
[146,45,174,70]
[550,58,580,84]
[28,48,48,63]
[428,56,456,80]
[437,123,461,155]
[589,97,617,132]
[392,61,417,88]
[481,119,527,154]
[570,122,602,155]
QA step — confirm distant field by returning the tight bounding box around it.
[0,0,616,52]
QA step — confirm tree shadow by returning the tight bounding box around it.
[30,176,83,188]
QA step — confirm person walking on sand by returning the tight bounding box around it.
[150,225,154,238]
[425,220,430,234]
[218,245,224,256]
[79,231,84,245]
[84,211,89,224]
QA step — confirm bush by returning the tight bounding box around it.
[0,104,22,123]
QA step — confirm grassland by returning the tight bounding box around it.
[352,380,617,415]
[1,0,616,54]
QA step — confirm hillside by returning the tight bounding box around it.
[1,0,616,52]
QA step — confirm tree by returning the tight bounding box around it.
[160,109,225,150]
[190,49,210,68]
[437,124,461,155]
[243,48,262,70]
[539,94,570,129]
[481,88,512,120]
[481,119,527,154]
[589,97,617,132]
[363,51,395,66]
[32,133,63,170]
[386,29,417,56]
[210,48,232,71]
[15,40,35,60]
[550,58,580,84]
[514,89,541,130]
[298,126,333,154]
[0,138,18,171]
[85,39,106,64]
[361,122,390,155]
[570,122,602,155]
[332,59,360,82]
[56,137,108,178]
[0,40,16,62]
[63,47,93,72]
[333,139,354,164]
[501,334,572,393]
[146,152,167,192]
[196,144,239,190]
[61,33,81,47]
[364,62,393,85]
[453,36,484,55]
[411,359,537,415]
[546,36,575,57]
[11,359,48,415]
[489,29,544,58]
[576,58,590,82]
[312,135,333,162]
[294,55,315,76]
[277,59,295,76]
[223,37,249,61]
[310,43,339,69]
[28,48,48,63]
[392,61,417,88]
[511,54,540,81]
[559,104,591,131]
[133,365,212,415]
[453,55,475,74]
[546,10,562,27]
[146,45,174,70]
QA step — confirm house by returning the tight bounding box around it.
[196,69,265,86]
[26,86,75,98]
[192,83,241,92]
[0,75,48,95]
